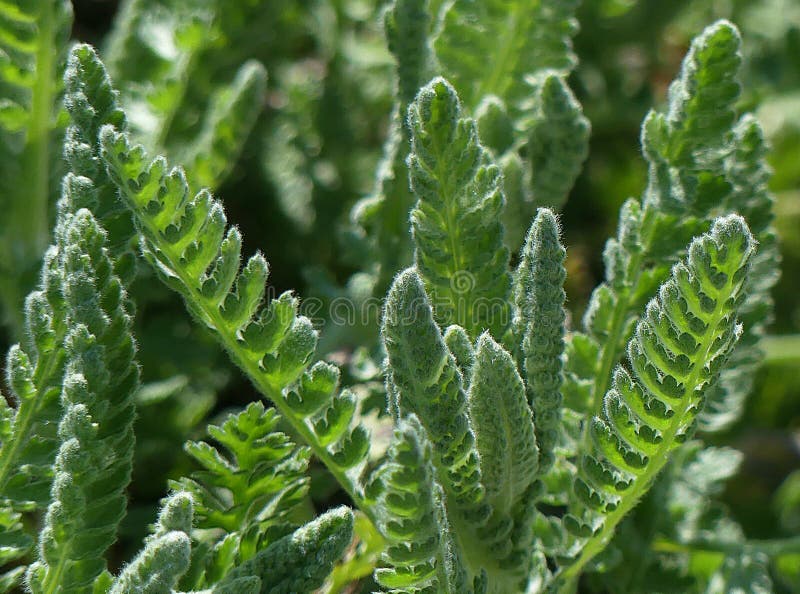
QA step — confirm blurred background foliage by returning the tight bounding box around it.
[2,0,797,587]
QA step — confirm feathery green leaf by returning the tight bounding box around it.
[408,78,511,338]
[522,74,590,211]
[559,215,755,585]
[566,21,762,428]
[214,506,354,594]
[374,416,471,594]
[109,492,194,594]
[513,208,567,475]
[382,269,483,511]
[172,403,310,581]
[26,209,139,594]
[468,334,537,516]
[434,0,579,111]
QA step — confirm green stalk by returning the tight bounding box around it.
[590,205,658,416]
[653,536,800,557]
[23,0,56,255]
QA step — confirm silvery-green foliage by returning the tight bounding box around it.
[382,268,543,590]
[25,209,139,593]
[351,0,588,299]
[110,497,354,594]
[374,416,472,594]
[435,0,578,110]
[706,553,773,594]
[63,45,136,278]
[1,40,357,593]
[558,215,755,588]
[212,506,354,594]
[0,7,788,594]
[382,269,485,523]
[0,44,137,591]
[408,78,511,339]
[434,0,588,250]
[350,0,432,295]
[98,118,374,511]
[699,115,779,432]
[109,492,194,594]
[522,74,590,212]
[513,208,567,475]
[564,21,778,434]
[591,440,748,592]
[468,334,540,582]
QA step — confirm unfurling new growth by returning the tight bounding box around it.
[0,1,786,593]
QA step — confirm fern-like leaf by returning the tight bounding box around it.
[374,416,471,593]
[700,115,779,431]
[408,78,511,339]
[433,0,587,256]
[383,268,530,581]
[177,59,266,193]
[565,21,767,425]
[558,215,755,585]
[0,44,133,507]
[213,506,354,594]
[522,74,590,210]
[102,0,212,153]
[99,121,375,517]
[467,334,540,587]
[382,269,484,515]
[103,0,265,192]
[513,208,567,474]
[384,0,432,109]
[0,247,67,511]
[468,334,538,517]
[661,22,741,168]
[63,44,136,278]
[110,492,194,594]
[0,45,137,588]
[26,209,139,593]
[172,402,310,582]
[81,40,376,524]
[349,0,432,295]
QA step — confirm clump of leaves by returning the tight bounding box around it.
[0,2,793,593]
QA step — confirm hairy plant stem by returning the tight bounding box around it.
[590,204,658,415]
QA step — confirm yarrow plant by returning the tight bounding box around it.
[0,1,793,593]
